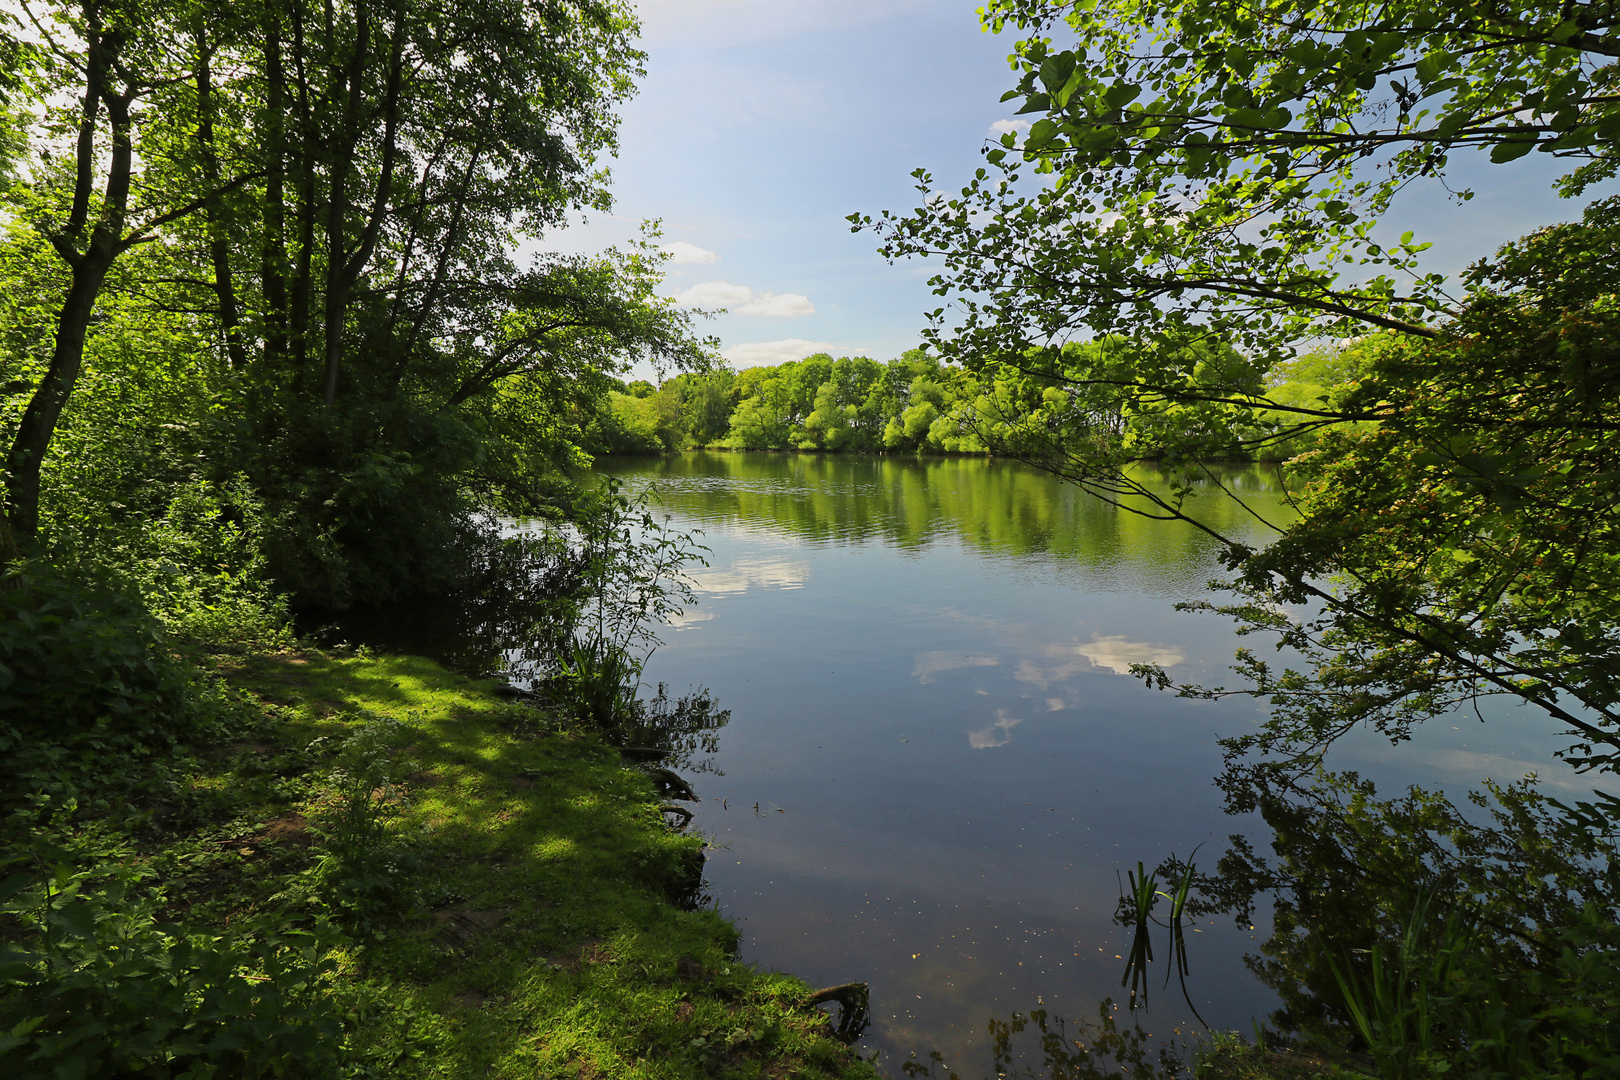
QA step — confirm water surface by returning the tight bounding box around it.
[568,452,1589,1074]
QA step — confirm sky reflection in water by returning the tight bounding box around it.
[593,452,1597,1076]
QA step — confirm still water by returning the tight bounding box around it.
[579,452,1589,1075]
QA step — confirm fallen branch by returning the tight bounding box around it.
[659,804,694,826]
[649,767,696,801]
[805,981,870,1042]
[806,982,868,1009]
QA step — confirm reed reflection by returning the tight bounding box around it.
[1115,850,1206,1026]
[900,1003,1195,1080]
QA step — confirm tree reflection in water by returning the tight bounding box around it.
[900,1003,1193,1080]
[610,682,730,776]
[301,521,582,677]
[903,768,1620,1077]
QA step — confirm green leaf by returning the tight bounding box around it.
[1104,82,1142,110]
[1490,137,1537,163]
[1434,110,1470,140]
[1414,51,1450,83]
[1024,119,1060,151]
[1039,52,1077,96]
[1015,93,1052,116]
[1550,18,1582,43]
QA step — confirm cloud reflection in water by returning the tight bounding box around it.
[912,651,999,684]
[686,558,810,595]
[967,708,1022,749]
[1017,636,1187,686]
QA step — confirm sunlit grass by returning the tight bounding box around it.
[224,647,875,1079]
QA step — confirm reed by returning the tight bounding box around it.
[1320,886,1492,1080]
[1160,843,1202,923]
[1116,848,1208,1025]
[1125,861,1158,928]
[559,634,642,733]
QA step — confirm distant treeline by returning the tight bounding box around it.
[585,345,1364,460]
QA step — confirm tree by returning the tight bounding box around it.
[0,0,718,604]
[856,0,1620,776]
[1202,203,1620,790]
[865,0,1620,359]
[2,0,255,542]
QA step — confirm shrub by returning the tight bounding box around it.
[0,565,194,737]
[0,861,342,1080]
[309,717,417,928]
[0,566,209,816]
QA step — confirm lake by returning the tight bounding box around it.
[578,451,1591,1075]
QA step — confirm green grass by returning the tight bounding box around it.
[226,648,879,1079]
[4,646,876,1080]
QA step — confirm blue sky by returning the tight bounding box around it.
[546,1,1609,375]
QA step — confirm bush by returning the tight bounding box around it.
[0,860,342,1080]
[309,717,418,928]
[0,564,246,816]
[131,478,290,653]
[0,565,199,740]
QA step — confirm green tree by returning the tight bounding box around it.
[679,369,737,445]
[0,0,718,604]
[2,0,254,544]
[858,0,1620,772]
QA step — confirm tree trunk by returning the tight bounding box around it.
[195,30,246,370]
[261,5,289,367]
[4,259,115,538]
[2,11,131,541]
[289,1,315,384]
[321,0,369,406]
[322,0,404,406]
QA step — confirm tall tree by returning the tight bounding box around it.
[857,0,1620,776]
[2,0,252,541]
[0,0,689,603]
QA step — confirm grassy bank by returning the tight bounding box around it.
[1,646,878,1079]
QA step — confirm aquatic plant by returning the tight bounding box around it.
[1159,844,1202,924]
[1124,861,1158,928]
[1117,848,1207,1023]
[557,634,643,732]
[543,479,707,738]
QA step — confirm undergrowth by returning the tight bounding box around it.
[0,629,875,1079]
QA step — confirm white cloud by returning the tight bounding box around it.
[742,291,815,317]
[676,281,754,307]
[721,339,842,368]
[675,280,815,318]
[663,241,720,264]
[988,119,1031,138]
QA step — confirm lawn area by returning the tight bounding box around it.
[2,647,878,1080]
